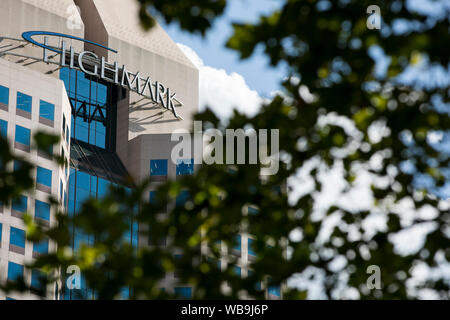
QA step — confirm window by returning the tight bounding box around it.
[0,85,9,105]
[12,195,27,213]
[176,190,190,206]
[174,287,192,299]
[31,269,46,291]
[268,285,281,297]
[16,92,32,113]
[37,166,52,187]
[35,200,50,221]
[7,262,24,282]
[248,270,262,290]
[0,119,7,137]
[248,206,259,215]
[176,159,194,176]
[15,125,31,147]
[149,191,157,203]
[10,227,25,249]
[207,257,221,270]
[248,238,256,256]
[0,223,2,244]
[233,235,241,252]
[234,266,241,277]
[150,159,168,176]
[33,239,49,255]
[39,100,55,121]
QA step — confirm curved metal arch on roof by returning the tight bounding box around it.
[22,31,118,54]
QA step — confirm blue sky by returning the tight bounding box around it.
[160,0,285,98]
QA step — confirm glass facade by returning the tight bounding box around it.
[60,63,134,300]
[60,68,111,149]
[65,168,138,300]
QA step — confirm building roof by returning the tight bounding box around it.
[90,0,196,68]
[22,0,82,21]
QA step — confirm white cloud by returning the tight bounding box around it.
[177,43,263,120]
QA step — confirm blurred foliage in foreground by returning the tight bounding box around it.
[1,0,450,299]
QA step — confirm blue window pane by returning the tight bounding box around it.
[174,287,192,299]
[176,159,194,176]
[8,262,24,281]
[13,160,25,172]
[150,159,167,176]
[76,170,90,190]
[268,285,281,297]
[60,68,70,91]
[0,85,9,105]
[248,206,259,215]
[35,200,50,221]
[10,227,25,248]
[120,287,130,299]
[248,238,256,256]
[39,100,55,121]
[15,125,30,146]
[149,191,157,203]
[12,195,27,213]
[248,270,262,290]
[176,190,190,206]
[31,269,46,290]
[234,266,241,277]
[234,235,241,251]
[0,119,7,137]
[37,167,52,187]
[33,239,49,255]
[0,223,2,243]
[98,178,110,197]
[16,92,32,113]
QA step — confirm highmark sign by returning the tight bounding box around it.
[21,31,182,119]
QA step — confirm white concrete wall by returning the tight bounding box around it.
[0,58,71,300]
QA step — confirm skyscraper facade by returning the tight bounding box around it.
[0,0,198,300]
[0,0,282,300]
